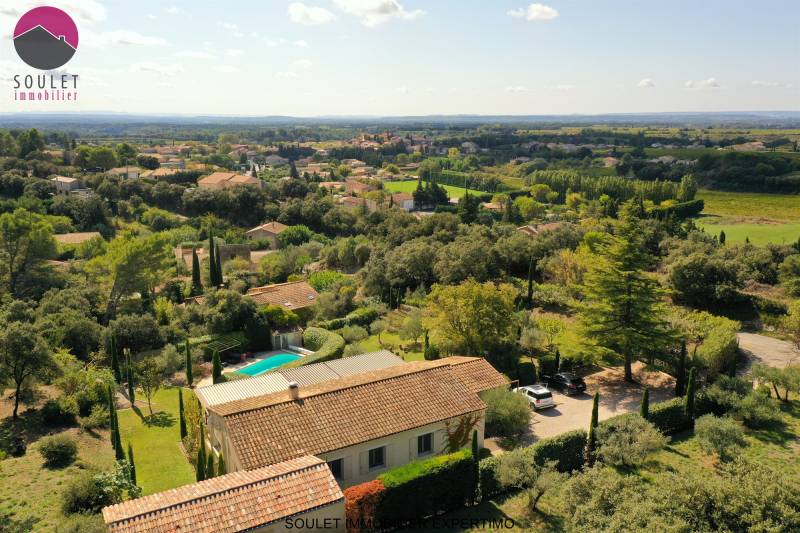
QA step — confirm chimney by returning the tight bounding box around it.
[59,35,65,42]
[288,381,300,401]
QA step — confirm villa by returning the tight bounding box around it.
[198,171,262,190]
[245,280,319,313]
[245,221,289,249]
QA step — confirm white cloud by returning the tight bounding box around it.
[175,50,217,60]
[556,84,576,90]
[219,22,239,31]
[227,49,245,57]
[214,65,240,73]
[752,80,779,87]
[130,62,183,76]
[288,2,336,25]
[85,30,168,47]
[396,85,409,94]
[507,3,558,21]
[147,14,157,20]
[334,0,425,27]
[685,78,720,89]
[293,39,309,47]
[276,71,299,79]
[637,78,655,88]
[294,59,313,68]
[164,5,183,15]
[504,86,529,92]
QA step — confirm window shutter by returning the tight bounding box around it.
[408,437,415,460]
[359,451,367,475]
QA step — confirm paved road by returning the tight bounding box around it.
[737,332,799,371]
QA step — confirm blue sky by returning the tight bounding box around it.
[1,0,798,115]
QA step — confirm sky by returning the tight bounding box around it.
[0,0,798,116]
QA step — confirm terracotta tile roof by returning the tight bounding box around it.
[246,221,289,236]
[102,456,342,533]
[391,192,413,202]
[517,222,565,237]
[245,281,319,310]
[199,171,237,184]
[211,361,492,470]
[53,231,103,245]
[427,357,510,394]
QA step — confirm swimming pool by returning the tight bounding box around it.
[236,353,301,376]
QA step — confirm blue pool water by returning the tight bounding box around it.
[236,353,301,376]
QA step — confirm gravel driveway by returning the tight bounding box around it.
[737,332,799,371]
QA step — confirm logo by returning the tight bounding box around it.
[13,6,78,70]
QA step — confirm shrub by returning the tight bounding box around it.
[302,327,345,363]
[344,480,385,533]
[61,464,139,515]
[41,398,78,426]
[314,306,382,331]
[496,452,565,512]
[735,391,781,429]
[648,397,693,434]
[80,404,110,431]
[695,414,746,462]
[341,325,368,343]
[39,434,78,467]
[481,387,531,437]
[55,514,106,533]
[597,415,667,467]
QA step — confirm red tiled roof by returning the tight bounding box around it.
[102,456,342,533]
[245,280,319,310]
[246,221,289,236]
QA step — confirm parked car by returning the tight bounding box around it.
[514,384,555,410]
[545,372,587,395]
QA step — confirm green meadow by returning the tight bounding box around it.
[384,180,482,200]
[696,189,800,245]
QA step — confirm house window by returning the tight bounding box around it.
[328,458,343,480]
[417,433,433,455]
[368,446,385,470]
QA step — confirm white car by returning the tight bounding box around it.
[514,384,555,410]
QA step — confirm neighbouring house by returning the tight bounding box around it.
[140,167,180,179]
[102,456,345,533]
[390,192,415,211]
[196,350,405,408]
[318,181,346,191]
[339,196,368,210]
[198,171,262,190]
[481,202,504,212]
[50,175,82,195]
[264,154,289,166]
[341,158,366,168]
[245,281,319,314]
[461,141,480,154]
[245,221,289,249]
[54,232,103,246]
[517,221,565,237]
[602,156,620,167]
[107,167,141,180]
[344,179,373,195]
[205,357,507,487]
[174,241,251,269]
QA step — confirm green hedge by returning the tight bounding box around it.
[376,450,474,526]
[314,307,382,331]
[644,397,693,435]
[478,429,587,502]
[649,199,705,220]
[301,327,345,363]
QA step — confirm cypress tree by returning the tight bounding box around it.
[675,340,687,396]
[684,367,696,419]
[217,452,226,476]
[178,388,187,440]
[208,233,218,286]
[110,335,121,383]
[532,361,539,384]
[196,422,207,482]
[586,392,599,465]
[206,453,215,479]
[470,430,479,506]
[127,443,137,485]
[526,256,535,308]
[212,350,223,384]
[191,248,203,295]
[126,350,135,406]
[554,348,561,372]
[719,230,726,245]
[215,245,223,286]
[640,387,650,420]
[185,341,194,387]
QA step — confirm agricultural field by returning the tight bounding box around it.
[384,180,483,200]
[696,189,800,245]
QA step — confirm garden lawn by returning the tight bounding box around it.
[360,331,424,361]
[117,387,196,495]
[0,427,115,532]
[384,180,483,200]
[696,189,800,245]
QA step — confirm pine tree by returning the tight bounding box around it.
[684,367,696,419]
[212,351,223,384]
[586,392,600,465]
[640,387,650,420]
[206,453,215,479]
[185,341,194,387]
[526,256,535,308]
[178,388,187,440]
[217,452,226,476]
[125,350,135,406]
[127,443,137,485]
[470,430,479,506]
[110,335,121,383]
[675,340,687,396]
[578,214,669,382]
[191,248,203,295]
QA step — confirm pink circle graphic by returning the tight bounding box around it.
[13,6,79,70]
